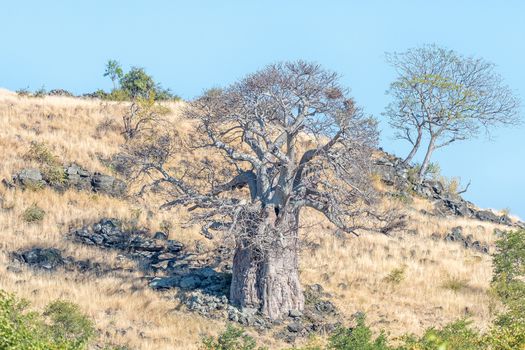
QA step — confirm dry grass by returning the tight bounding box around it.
[0,88,510,348]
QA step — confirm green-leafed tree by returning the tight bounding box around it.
[103,59,124,90]
[384,44,520,182]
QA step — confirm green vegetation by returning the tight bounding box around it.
[24,141,66,186]
[384,266,406,285]
[327,315,390,350]
[201,324,266,350]
[100,59,180,102]
[0,291,95,349]
[22,203,46,223]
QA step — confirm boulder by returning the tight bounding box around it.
[16,247,64,270]
[65,164,92,191]
[14,168,45,188]
[91,173,127,197]
[444,226,489,253]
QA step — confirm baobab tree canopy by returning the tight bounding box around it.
[125,61,394,320]
[384,45,520,180]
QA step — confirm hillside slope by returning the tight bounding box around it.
[0,89,516,349]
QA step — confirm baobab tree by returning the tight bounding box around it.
[125,61,398,320]
[384,45,520,181]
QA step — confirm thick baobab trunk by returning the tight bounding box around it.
[229,227,304,320]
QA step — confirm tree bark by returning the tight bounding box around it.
[418,136,436,183]
[229,221,304,320]
[403,128,423,165]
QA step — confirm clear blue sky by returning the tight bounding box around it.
[1,1,524,218]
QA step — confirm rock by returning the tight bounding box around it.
[441,198,472,217]
[179,276,202,289]
[91,173,127,197]
[315,300,335,314]
[65,164,92,191]
[149,276,180,290]
[14,168,45,188]
[444,226,489,253]
[445,226,463,242]
[1,178,15,189]
[153,231,168,240]
[475,210,500,223]
[289,309,303,318]
[16,247,65,270]
[287,321,303,333]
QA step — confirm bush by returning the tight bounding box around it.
[397,319,481,350]
[491,229,525,324]
[43,300,95,349]
[201,324,266,350]
[16,87,31,97]
[119,67,156,99]
[24,141,58,165]
[22,203,46,223]
[384,266,406,285]
[34,86,47,98]
[42,165,66,186]
[441,276,469,293]
[0,290,96,350]
[328,315,390,350]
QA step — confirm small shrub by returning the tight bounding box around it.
[384,266,406,284]
[33,85,47,98]
[106,88,130,101]
[0,290,96,350]
[22,204,46,223]
[16,87,31,97]
[441,276,469,293]
[42,165,66,186]
[24,141,58,165]
[328,314,390,350]
[491,229,525,322]
[201,324,265,350]
[398,319,481,350]
[43,300,95,348]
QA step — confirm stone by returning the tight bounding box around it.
[16,247,64,270]
[445,226,463,242]
[91,173,127,197]
[475,210,501,223]
[287,321,303,333]
[149,276,180,290]
[289,309,303,318]
[14,168,45,188]
[179,276,202,289]
[153,231,168,240]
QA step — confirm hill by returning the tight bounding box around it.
[0,88,520,349]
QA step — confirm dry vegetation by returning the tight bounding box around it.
[0,88,510,349]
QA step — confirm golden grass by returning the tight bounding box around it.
[0,88,510,348]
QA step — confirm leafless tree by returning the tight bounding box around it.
[384,45,521,181]
[124,61,400,320]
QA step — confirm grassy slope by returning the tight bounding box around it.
[0,88,510,349]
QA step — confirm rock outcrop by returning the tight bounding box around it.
[373,152,519,227]
[7,164,127,197]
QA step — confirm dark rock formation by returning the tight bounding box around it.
[91,173,127,197]
[72,218,183,262]
[444,226,489,254]
[12,247,112,275]
[14,247,64,270]
[7,165,127,197]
